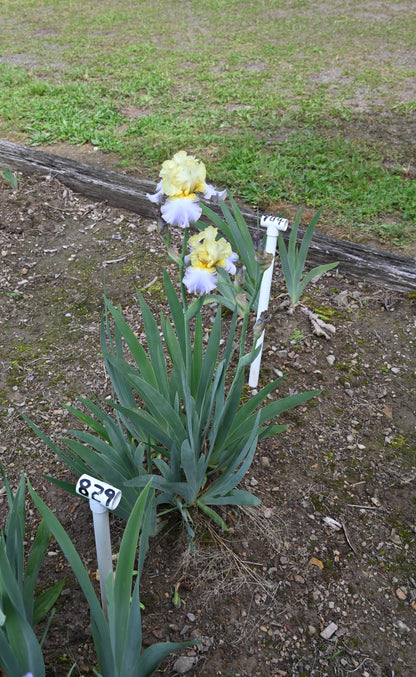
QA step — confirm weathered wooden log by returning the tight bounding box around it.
[1,139,415,292]
[0,139,158,218]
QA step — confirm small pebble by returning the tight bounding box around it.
[395,620,410,633]
[333,291,349,307]
[320,622,338,639]
[173,656,198,674]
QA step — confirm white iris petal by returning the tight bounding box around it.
[146,181,164,204]
[224,252,239,275]
[203,184,227,201]
[183,267,217,295]
[161,197,202,228]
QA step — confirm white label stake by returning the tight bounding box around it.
[75,474,122,617]
[248,217,289,389]
[75,474,122,510]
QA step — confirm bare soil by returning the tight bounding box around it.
[1,172,415,677]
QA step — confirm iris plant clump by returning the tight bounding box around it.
[19,149,324,677]
[0,464,192,677]
[0,466,64,677]
[25,149,320,538]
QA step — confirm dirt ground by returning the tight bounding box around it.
[0,171,415,676]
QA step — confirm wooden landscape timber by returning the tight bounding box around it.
[1,139,415,293]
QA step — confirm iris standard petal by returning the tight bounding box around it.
[188,225,238,275]
[183,267,218,295]
[188,225,215,249]
[161,196,202,228]
[160,151,207,198]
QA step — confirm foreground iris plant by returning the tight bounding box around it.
[147,150,226,228]
[19,150,326,677]
[183,226,238,295]
[28,149,320,542]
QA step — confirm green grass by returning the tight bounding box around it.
[1,0,415,247]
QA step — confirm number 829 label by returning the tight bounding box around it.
[75,474,122,510]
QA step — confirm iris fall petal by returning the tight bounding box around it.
[224,252,239,275]
[203,183,227,201]
[183,267,218,295]
[146,181,164,204]
[161,196,202,228]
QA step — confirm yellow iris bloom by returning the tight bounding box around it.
[147,150,226,228]
[188,227,233,272]
[160,150,207,199]
[182,226,238,295]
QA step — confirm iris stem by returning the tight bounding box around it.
[179,227,190,312]
[178,226,193,391]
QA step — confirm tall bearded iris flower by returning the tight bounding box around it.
[183,226,238,295]
[147,151,226,228]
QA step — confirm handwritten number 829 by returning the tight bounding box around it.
[78,478,115,506]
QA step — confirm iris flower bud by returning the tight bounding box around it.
[253,311,269,336]
[255,251,274,272]
[234,265,246,288]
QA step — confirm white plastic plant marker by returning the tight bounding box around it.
[75,473,122,617]
[248,215,289,389]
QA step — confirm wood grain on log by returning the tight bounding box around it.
[1,139,415,292]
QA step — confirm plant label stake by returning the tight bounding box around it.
[249,215,289,389]
[75,473,122,616]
